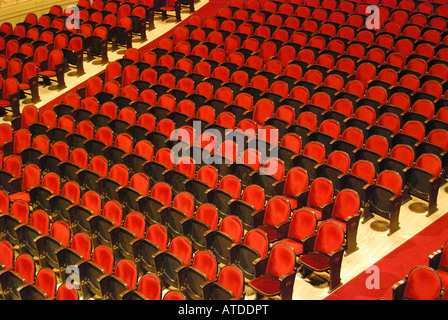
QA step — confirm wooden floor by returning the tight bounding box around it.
[5,0,448,300]
[289,188,448,300]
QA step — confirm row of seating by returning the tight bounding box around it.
[0,238,186,300]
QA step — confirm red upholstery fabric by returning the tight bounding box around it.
[146,224,168,250]
[138,274,161,300]
[192,251,217,281]
[244,229,269,257]
[219,216,243,243]
[115,260,137,290]
[376,171,402,196]
[92,245,114,274]
[249,275,281,295]
[299,252,331,271]
[217,265,244,298]
[151,182,172,207]
[35,268,56,298]
[123,212,146,238]
[263,197,290,227]
[0,241,14,269]
[169,236,192,265]
[196,204,218,230]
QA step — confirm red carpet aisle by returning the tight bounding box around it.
[36,0,230,116]
[325,212,448,300]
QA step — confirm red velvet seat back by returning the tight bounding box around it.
[157,119,175,138]
[70,148,88,169]
[291,86,310,104]
[219,175,241,200]
[258,125,279,147]
[314,221,344,255]
[138,273,161,300]
[92,245,114,274]
[401,120,426,142]
[57,284,78,300]
[115,259,137,290]
[114,133,133,154]
[217,265,244,298]
[411,99,435,119]
[308,178,334,208]
[289,208,317,241]
[0,240,14,269]
[365,135,389,158]
[169,236,192,265]
[403,266,442,300]
[89,156,108,178]
[341,127,364,149]
[376,170,402,196]
[389,145,415,168]
[15,254,35,283]
[332,99,354,118]
[50,221,71,247]
[280,133,302,155]
[253,98,274,125]
[10,199,29,224]
[30,210,50,235]
[260,158,285,181]
[195,204,218,230]
[134,140,154,162]
[265,243,296,278]
[284,167,308,197]
[377,113,401,134]
[71,232,91,260]
[196,165,218,189]
[243,229,269,257]
[389,92,411,112]
[130,173,150,196]
[354,105,376,126]
[35,268,56,298]
[22,164,40,191]
[0,190,9,214]
[415,154,442,178]
[95,127,114,146]
[51,141,69,162]
[62,181,81,204]
[32,135,50,155]
[303,141,326,164]
[241,184,265,212]
[331,189,360,220]
[311,92,332,112]
[326,151,350,174]
[263,196,290,227]
[175,157,196,179]
[4,156,22,178]
[102,201,123,226]
[351,160,376,184]
[427,129,448,152]
[146,224,168,250]
[81,191,102,215]
[151,182,172,206]
[124,212,146,238]
[172,192,195,218]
